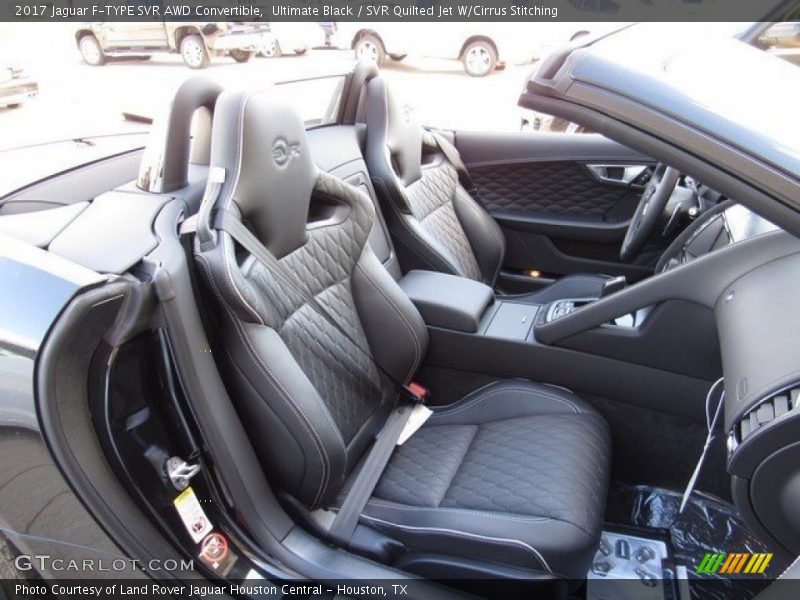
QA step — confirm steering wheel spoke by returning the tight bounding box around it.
[620,164,680,262]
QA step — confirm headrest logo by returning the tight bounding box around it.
[272,138,300,167]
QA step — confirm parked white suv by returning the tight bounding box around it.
[340,23,608,76]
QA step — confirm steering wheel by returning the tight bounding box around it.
[620,164,680,262]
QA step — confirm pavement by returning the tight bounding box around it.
[0,23,533,151]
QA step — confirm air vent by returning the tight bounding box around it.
[737,387,800,442]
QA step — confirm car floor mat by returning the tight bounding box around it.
[603,483,789,600]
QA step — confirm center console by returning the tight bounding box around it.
[544,298,595,323]
[544,296,640,328]
[398,270,542,341]
[397,270,644,345]
[479,301,538,341]
[397,268,642,347]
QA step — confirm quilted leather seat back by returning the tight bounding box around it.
[364,76,505,286]
[196,89,428,508]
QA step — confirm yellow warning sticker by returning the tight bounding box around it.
[173,486,212,544]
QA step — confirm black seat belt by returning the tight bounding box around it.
[326,404,412,546]
[207,208,426,546]
[429,129,479,197]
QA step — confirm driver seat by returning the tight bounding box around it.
[362,74,610,303]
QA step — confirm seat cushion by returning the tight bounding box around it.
[359,380,611,579]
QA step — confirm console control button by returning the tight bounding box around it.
[615,539,631,560]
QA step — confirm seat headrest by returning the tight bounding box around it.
[209,88,317,258]
[365,76,424,186]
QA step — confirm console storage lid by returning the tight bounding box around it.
[398,270,494,333]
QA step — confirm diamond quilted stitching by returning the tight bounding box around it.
[241,173,389,443]
[405,160,458,220]
[404,162,481,280]
[281,284,386,442]
[373,409,609,534]
[471,162,631,217]
[441,414,609,534]
[375,425,477,507]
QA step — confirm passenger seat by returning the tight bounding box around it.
[361,73,611,304]
[194,88,611,580]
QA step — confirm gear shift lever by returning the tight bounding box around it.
[546,276,628,323]
[601,276,627,298]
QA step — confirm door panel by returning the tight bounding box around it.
[100,23,168,48]
[455,131,656,290]
[469,160,638,218]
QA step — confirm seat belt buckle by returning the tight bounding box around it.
[403,382,429,405]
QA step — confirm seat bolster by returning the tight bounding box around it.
[229,322,349,507]
[431,379,600,426]
[400,214,465,276]
[195,255,349,507]
[369,175,464,278]
[452,185,506,287]
[352,247,429,385]
[360,500,597,579]
[364,76,423,187]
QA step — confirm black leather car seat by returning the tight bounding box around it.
[362,74,610,303]
[195,88,611,580]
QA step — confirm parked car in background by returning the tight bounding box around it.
[75,22,270,68]
[257,22,325,57]
[0,64,37,109]
[340,23,531,76]
[753,19,800,66]
[340,22,620,76]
